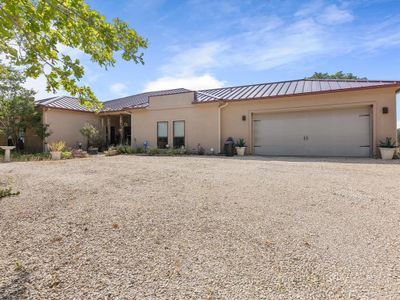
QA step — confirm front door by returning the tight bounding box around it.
[110,126,116,145]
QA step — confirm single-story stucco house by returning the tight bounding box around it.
[3,78,400,157]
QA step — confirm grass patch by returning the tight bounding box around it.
[0,152,51,162]
[0,187,20,199]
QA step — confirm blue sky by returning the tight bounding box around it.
[28,0,400,125]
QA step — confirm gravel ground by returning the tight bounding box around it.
[1,155,400,299]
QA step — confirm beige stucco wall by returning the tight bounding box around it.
[44,108,100,149]
[220,87,398,156]
[129,87,397,156]
[130,92,220,152]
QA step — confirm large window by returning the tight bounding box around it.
[157,121,168,148]
[173,121,185,148]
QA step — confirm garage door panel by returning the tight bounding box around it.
[253,107,371,157]
[254,112,308,156]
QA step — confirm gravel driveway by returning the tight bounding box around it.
[1,155,400,299]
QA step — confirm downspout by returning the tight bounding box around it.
[218,102,229,153]
[125,110,134,147]
[42,108,49,152]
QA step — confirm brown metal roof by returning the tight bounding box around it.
[36,96,94,112]
[36,88,190,112]
[195,79,400,103]
[37,79,400,112]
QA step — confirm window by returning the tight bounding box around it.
[173,121,185,148]
[157,121,168,148]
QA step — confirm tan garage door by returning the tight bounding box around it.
[253,107,371,157]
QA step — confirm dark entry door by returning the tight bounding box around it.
[110,126,116,145]
[123,126,131,145]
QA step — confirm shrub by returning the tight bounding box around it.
[115,145,135,154]
[48,141,65,152]
[197,143,205,155]
[135,146,145,153]
[147,148,160,156]
[61,151,72,159]
[166,148,185,156]
[0,187,20,199]
[80,123,99,149]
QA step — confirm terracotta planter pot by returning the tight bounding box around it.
[379,147,395,160]
[50,151,61,160]
[235,147,246,156]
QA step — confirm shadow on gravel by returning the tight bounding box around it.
[0,270,30,300]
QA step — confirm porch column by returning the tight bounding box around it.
[119,114,123,145]
[106,116,111,146]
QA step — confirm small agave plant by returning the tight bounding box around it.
[378,137,397,160]
[235,138,247,156]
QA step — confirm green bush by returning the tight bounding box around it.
[114,145,135,154]
[61,151,72,159]
[0,187,20,199]
[147,148,161,156]
[135,146,145,153]
[166,148,185,155]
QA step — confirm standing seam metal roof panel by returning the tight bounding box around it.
[37,79,400,111]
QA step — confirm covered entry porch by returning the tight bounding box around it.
[100,112,131,146]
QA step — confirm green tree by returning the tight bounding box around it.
[0,64,50,151]
[308,71,367,80]
[0,0,147,109]
[80,122,98,149]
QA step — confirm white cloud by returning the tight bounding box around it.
[229,19,328,70]
[143,74,224,92]
[295,1,354,25]
[161,42,227,76]
[360,18,400,52]
[144,1,400,92]
[145,16,331,91]
[110,82,128,97]
[318,4,354,25]
[295,0,325,18]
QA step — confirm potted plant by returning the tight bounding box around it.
[235,138,247,156]
[48,141,65,160]
[80,123,99,154]
[378,137,397,160]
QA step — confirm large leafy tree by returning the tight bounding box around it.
[309,71,367,80]
[0,0,147,109]
[0,64,49,151]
